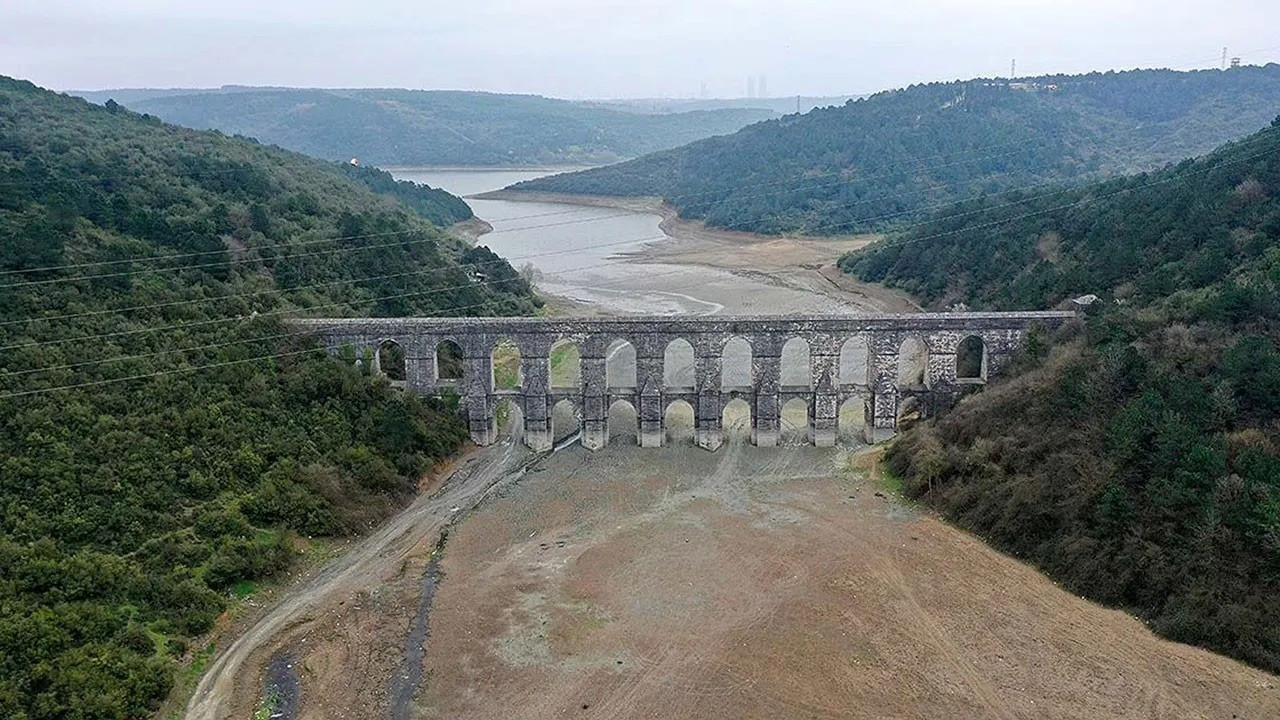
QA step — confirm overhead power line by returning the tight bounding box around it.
[0,133,1059,282]
[0,204,598,277]
[0,262,731,400]
[3,134,1273,398]
[4,127,1274,355]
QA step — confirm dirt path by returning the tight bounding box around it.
[184,441,535,720]
[415,444,1280,719]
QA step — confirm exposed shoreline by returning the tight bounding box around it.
[447,216,493,245]
[383,165,598,174]
[473,189,921,314]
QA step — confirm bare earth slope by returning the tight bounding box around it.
[419,444,1278,719]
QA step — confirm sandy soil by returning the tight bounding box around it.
[474,191,920,314]
[416,444,1279,720]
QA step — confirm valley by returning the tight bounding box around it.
[191,170,1279,719]
[78,88,776,167]
[3,15,1279,716]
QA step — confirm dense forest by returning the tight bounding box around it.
[844,120,1280,672]
[0,76,536,718]
[76,87,776,167]
[510,66,1280,235]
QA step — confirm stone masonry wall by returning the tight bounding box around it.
[292,312,1073,451]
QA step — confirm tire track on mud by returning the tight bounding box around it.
[590,440,745,719]
[876,553,1020,720]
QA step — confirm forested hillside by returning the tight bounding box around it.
[82,87,776,167]
[0,76,536,719]
[844,121,1280,672]
[510,66,1280,234]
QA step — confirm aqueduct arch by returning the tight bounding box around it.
[293,312,1073,452]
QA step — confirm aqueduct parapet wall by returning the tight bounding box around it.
[291,313,1073,451]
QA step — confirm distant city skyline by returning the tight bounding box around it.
[2,1,1279,99]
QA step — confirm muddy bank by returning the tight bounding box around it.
[447,216,493,244]
[389,554,443,720]
[474,189,919,314]
[259,653,301,720]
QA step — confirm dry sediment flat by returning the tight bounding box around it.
[417,443,1279,720]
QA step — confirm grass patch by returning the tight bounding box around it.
[875,460,905,495]
[252,689,282,720]
[495,401,513,431]
[492,344,521,389]
[231,580,258,599]
[835,446,906,496]
[161,642,216,720]
[549,343,581,387]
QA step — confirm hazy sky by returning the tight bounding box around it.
[3,0,1279,99]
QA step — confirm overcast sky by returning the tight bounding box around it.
[3,0,1279,99]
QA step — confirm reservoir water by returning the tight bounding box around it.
[391,168,872,316]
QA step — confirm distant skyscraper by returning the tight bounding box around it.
[700,82,708,99]
[747,76,756,99]
[759,75,768,98]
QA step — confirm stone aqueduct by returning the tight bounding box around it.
[292,313,1074,452]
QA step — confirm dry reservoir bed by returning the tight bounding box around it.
[414,443,1278,719]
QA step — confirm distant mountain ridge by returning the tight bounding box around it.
[507,65,1280,235]
[72,86,777,167]
[577,95,865,115]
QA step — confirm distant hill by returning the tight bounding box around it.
[843,119,1280,674]
[578,95,864,115]
[74,87,776,166]
[508,66,1280,234]
[0,76,535,718]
